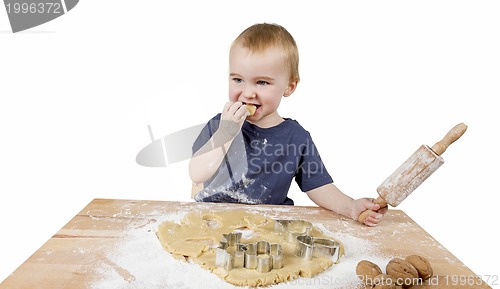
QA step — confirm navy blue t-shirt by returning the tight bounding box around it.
[192,114,333,205]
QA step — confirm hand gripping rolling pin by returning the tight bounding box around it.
[358,123,468,223]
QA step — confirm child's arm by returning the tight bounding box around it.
[306,183,385,226]
[189,101,249,183]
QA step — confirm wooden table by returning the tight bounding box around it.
[0,198,491,289]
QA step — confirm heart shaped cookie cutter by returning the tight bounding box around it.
[274,219,313,243]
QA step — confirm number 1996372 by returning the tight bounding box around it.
[5,2,62,14]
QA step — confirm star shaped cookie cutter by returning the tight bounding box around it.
[215,232,283,273]
[215,232,246,270]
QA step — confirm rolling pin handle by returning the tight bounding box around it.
[373,196,388,208]
[431,123,468,156]
[357,197,387,224]
[358,210,374,224]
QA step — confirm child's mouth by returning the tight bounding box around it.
[242,102,261,112]
[242,102,260,116]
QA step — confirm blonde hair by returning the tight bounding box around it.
[231,23,300,82]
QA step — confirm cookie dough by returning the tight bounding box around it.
[246,104,256,116]
[156,210,344,286]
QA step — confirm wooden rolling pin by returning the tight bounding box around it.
[359,123,468,223]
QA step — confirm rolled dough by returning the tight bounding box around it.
[156,210,344,286]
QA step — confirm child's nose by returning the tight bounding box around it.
[242,85,256,99]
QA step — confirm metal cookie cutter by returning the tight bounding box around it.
[244,241,283,273]
[215,232,245,270]
[295,235,341,263]
[274,219,313,243]
[215,233,284,273]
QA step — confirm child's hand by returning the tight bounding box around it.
[219,101,249,138]
[353,198,387,227]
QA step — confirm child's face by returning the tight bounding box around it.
[229,45,296,125]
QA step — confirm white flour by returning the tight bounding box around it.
[90,211,392,289]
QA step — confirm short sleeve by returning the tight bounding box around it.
[294,133,333,192]
[192,114,221,155]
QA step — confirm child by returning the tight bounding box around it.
[189,23,385,226]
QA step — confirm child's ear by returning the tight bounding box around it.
[283,78,299,97]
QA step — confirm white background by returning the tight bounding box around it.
[1,0,499,287]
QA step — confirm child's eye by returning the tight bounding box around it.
[233,78,243,83]
[257,80,269,86]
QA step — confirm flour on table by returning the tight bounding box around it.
[90,209,391,289]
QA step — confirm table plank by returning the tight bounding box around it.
[0,198,491,289]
